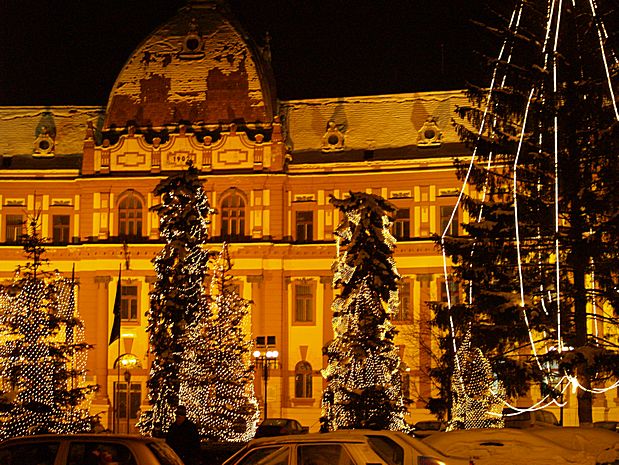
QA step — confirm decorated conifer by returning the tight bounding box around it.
[431,0,619,424]
[139,163,213,436]
[179,242,259,441]
[0,216,96,439]
[321,192,409,432]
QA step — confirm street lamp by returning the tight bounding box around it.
[113,353,140,433]
[253,348,279,419]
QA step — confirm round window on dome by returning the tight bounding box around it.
[185,37,200,51]
[38,140,50,151]
[424,129,436,140]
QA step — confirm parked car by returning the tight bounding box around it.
[412,421,447,438]
[424,426,619,465]
[0,433,184,465]
[594,421,618,433]
[423,427,589,465]
[224,430,470,465]
[502,408,559,428]
[254,418,309,437]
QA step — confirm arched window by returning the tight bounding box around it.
[118,191,143,239]
[220,190,246,240]
[294,361,313,398]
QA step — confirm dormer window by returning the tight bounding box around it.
[321,121,345,152]
[417,118,442,147]
[33,126,55,156]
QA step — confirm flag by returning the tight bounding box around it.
[109,266,122,345]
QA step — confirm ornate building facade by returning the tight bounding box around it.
[1,1,612,432]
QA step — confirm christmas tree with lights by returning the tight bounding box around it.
[448,331,505,430]
[321,192,409,432]
[431,0,619,424]
[139,163,214,436]
[0,216,96,439]
[179,243,259,441]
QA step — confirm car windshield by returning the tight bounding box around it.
[262,420,288,426]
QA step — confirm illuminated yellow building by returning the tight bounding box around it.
[1,2,612,432]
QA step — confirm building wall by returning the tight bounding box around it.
[1,107,616,432]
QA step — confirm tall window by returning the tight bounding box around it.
[439,205,458,236]
[393,208,410,240]
[121,285,139,321]
[394,280,412,322]
[118,192,143,239]
[439,279,460,304]
[296,211,313,242]
[294,282,313,323]
[5,214,24,243]
[294,361,313,398]
[220,190,245,240]
[52,215,70,244]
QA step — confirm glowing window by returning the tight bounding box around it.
[118,193,143,239]
[294,361,313,398]
[296,211,313,242]
[294,283,313,323]
[220,191,246,240]
[393,208,410,240]
[5,214,24,243]
[52,215,70,244]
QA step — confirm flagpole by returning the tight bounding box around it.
[109,264,122,433]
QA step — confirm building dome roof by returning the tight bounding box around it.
[103,1,275,130]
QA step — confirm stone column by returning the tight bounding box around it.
[93,275,113,426]
[416,274,433,408]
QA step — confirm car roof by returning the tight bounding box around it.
[248,430,415,446]
[1,434,161,444]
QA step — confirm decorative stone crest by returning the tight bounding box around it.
[417,117,442,147]
[321,121,345,152]
[33,126,55,156]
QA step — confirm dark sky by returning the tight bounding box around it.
[0,1,494,106]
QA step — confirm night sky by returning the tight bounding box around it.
[0,0,494,106]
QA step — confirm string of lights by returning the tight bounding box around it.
[440,0,619,421]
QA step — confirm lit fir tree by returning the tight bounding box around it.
[321,192,409,432]
[0,216,97,439]
[448,331,505,430]
[139,163,213,436]
[179,243,259,442]
[431,0,619,424]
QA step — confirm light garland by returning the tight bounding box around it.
[441,0,619,416]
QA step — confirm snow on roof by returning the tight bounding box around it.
[104,2,274,129]
[0,106,103,157]
[280,90,470,153]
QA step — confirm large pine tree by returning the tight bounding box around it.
[179,243,259,442]
[139,164,213,436]
[0,217,96,439]
[321,192,409,431]
[431,0,619,424]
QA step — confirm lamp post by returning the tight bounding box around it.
[113,353,140,433]
[253,349,278,419]
[124,370,131,433]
